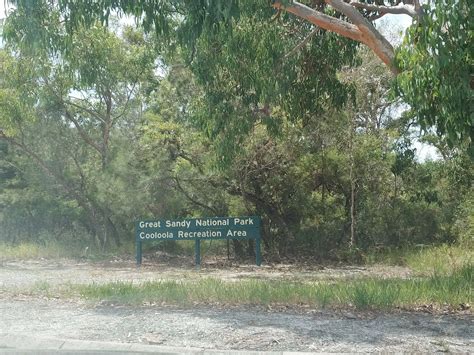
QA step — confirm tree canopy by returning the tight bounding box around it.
[3,0,472,152]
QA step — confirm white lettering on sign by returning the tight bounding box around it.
[166,220,191,228]
[139,231,173,239]
[227,230,247,237]
[139,221,161,228]
[195,219,229,227]
[234,217,254,226]
[178,230,222,238]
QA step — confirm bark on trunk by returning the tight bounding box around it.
[273,0,399,74]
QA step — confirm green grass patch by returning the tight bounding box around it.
[365,244,473,275]
[405,244,473,275]
[76,263,472,310]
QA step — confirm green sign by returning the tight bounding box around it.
[136,216,261,267]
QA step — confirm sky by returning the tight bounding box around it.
[376,15,412,45]
[0,2,438,161]
[0,1,11,19]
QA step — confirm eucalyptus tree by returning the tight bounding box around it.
[4,0,471,152]
[0,20,157,248]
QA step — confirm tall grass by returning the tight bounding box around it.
[405,244,473,275]
[0,241,135,261]
[365,244,473,275]
[77,263,472,310]
[0,242,70,260]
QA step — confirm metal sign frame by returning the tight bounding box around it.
[135,216,262,267]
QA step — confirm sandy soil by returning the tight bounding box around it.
[0,258,472,352]
[0,257,413,288]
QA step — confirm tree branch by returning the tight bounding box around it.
[349,1,418,18]
[173,176,220,214]
[63,109,103,154]
[112,82,137,124]
[274,0,398,74]
[413,0,423,16]
[0,131,92,212]
[272,1,364,43]
[65,99,107,124]
[283,27,319,60]
[325,0,397,73]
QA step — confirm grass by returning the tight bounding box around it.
[0,241,135,261]
[3,241,472,310]
[76,263,472,310]
[405,244,473,275]
[365,244,473,275]
[0,242,71,260]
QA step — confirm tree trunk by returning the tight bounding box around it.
[232,240,245,259]
[349,114,356,248]
[1,134,103,247]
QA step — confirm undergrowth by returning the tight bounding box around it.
[4,242,471,310]
[76,263,472,310]
[0,242,135,261]
[365,244,473,275]
[0,242,73,260]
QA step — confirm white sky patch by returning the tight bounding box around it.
[413,140,441,162]
[0,1,13,20]
[376,15,413,46]
[119,14,137,27]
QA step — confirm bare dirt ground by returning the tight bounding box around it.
[0,255,414,288]
[0,257,472,352]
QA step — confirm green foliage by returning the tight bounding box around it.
[5,0,245,56]
[191,11,358,164]
[2,1,64,54]
[0,52,37,135]
[395,0,473,152]
[0,88,33,136]
[452,192,474,245]
[0,22,160,250]
[6,0,472,152]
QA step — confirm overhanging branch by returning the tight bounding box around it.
[325,0,396,73]
[272,1,364,43]
[349,1,418,18]
[273,0,398,74]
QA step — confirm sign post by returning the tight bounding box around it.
[195,239,201,268]
[135,216,262,267]
[256,236,261,267]
[136,228,142,267]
